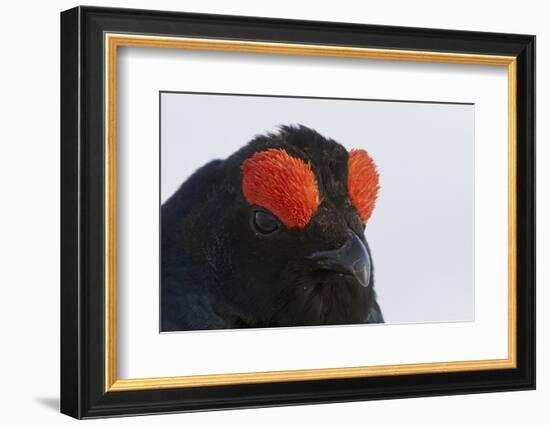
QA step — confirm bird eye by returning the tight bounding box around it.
[252,210,280,235]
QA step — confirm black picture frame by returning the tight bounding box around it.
[61,5,535,419]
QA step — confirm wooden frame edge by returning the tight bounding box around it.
[103,33,518,392]
[108,358,516,391]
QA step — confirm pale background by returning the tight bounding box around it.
[161,93,475,324]
[118,43,507,379]
[0,1,547,424]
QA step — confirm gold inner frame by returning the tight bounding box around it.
[104,33,517,392]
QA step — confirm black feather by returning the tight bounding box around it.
[161,125,383,331]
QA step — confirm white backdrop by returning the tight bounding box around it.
[117,47,507,379]
[0,1,546,425]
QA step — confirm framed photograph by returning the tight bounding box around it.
[60,6,535,419]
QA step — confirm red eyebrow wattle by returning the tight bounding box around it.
[347,149,379,224]
[242,149,320,229]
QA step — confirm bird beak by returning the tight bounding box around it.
[307,231,371,287]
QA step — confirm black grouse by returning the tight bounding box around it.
[161,125,383,331]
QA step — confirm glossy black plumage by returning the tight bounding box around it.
[161,125,383,331]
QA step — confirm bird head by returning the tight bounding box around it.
[162,125,381,329]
